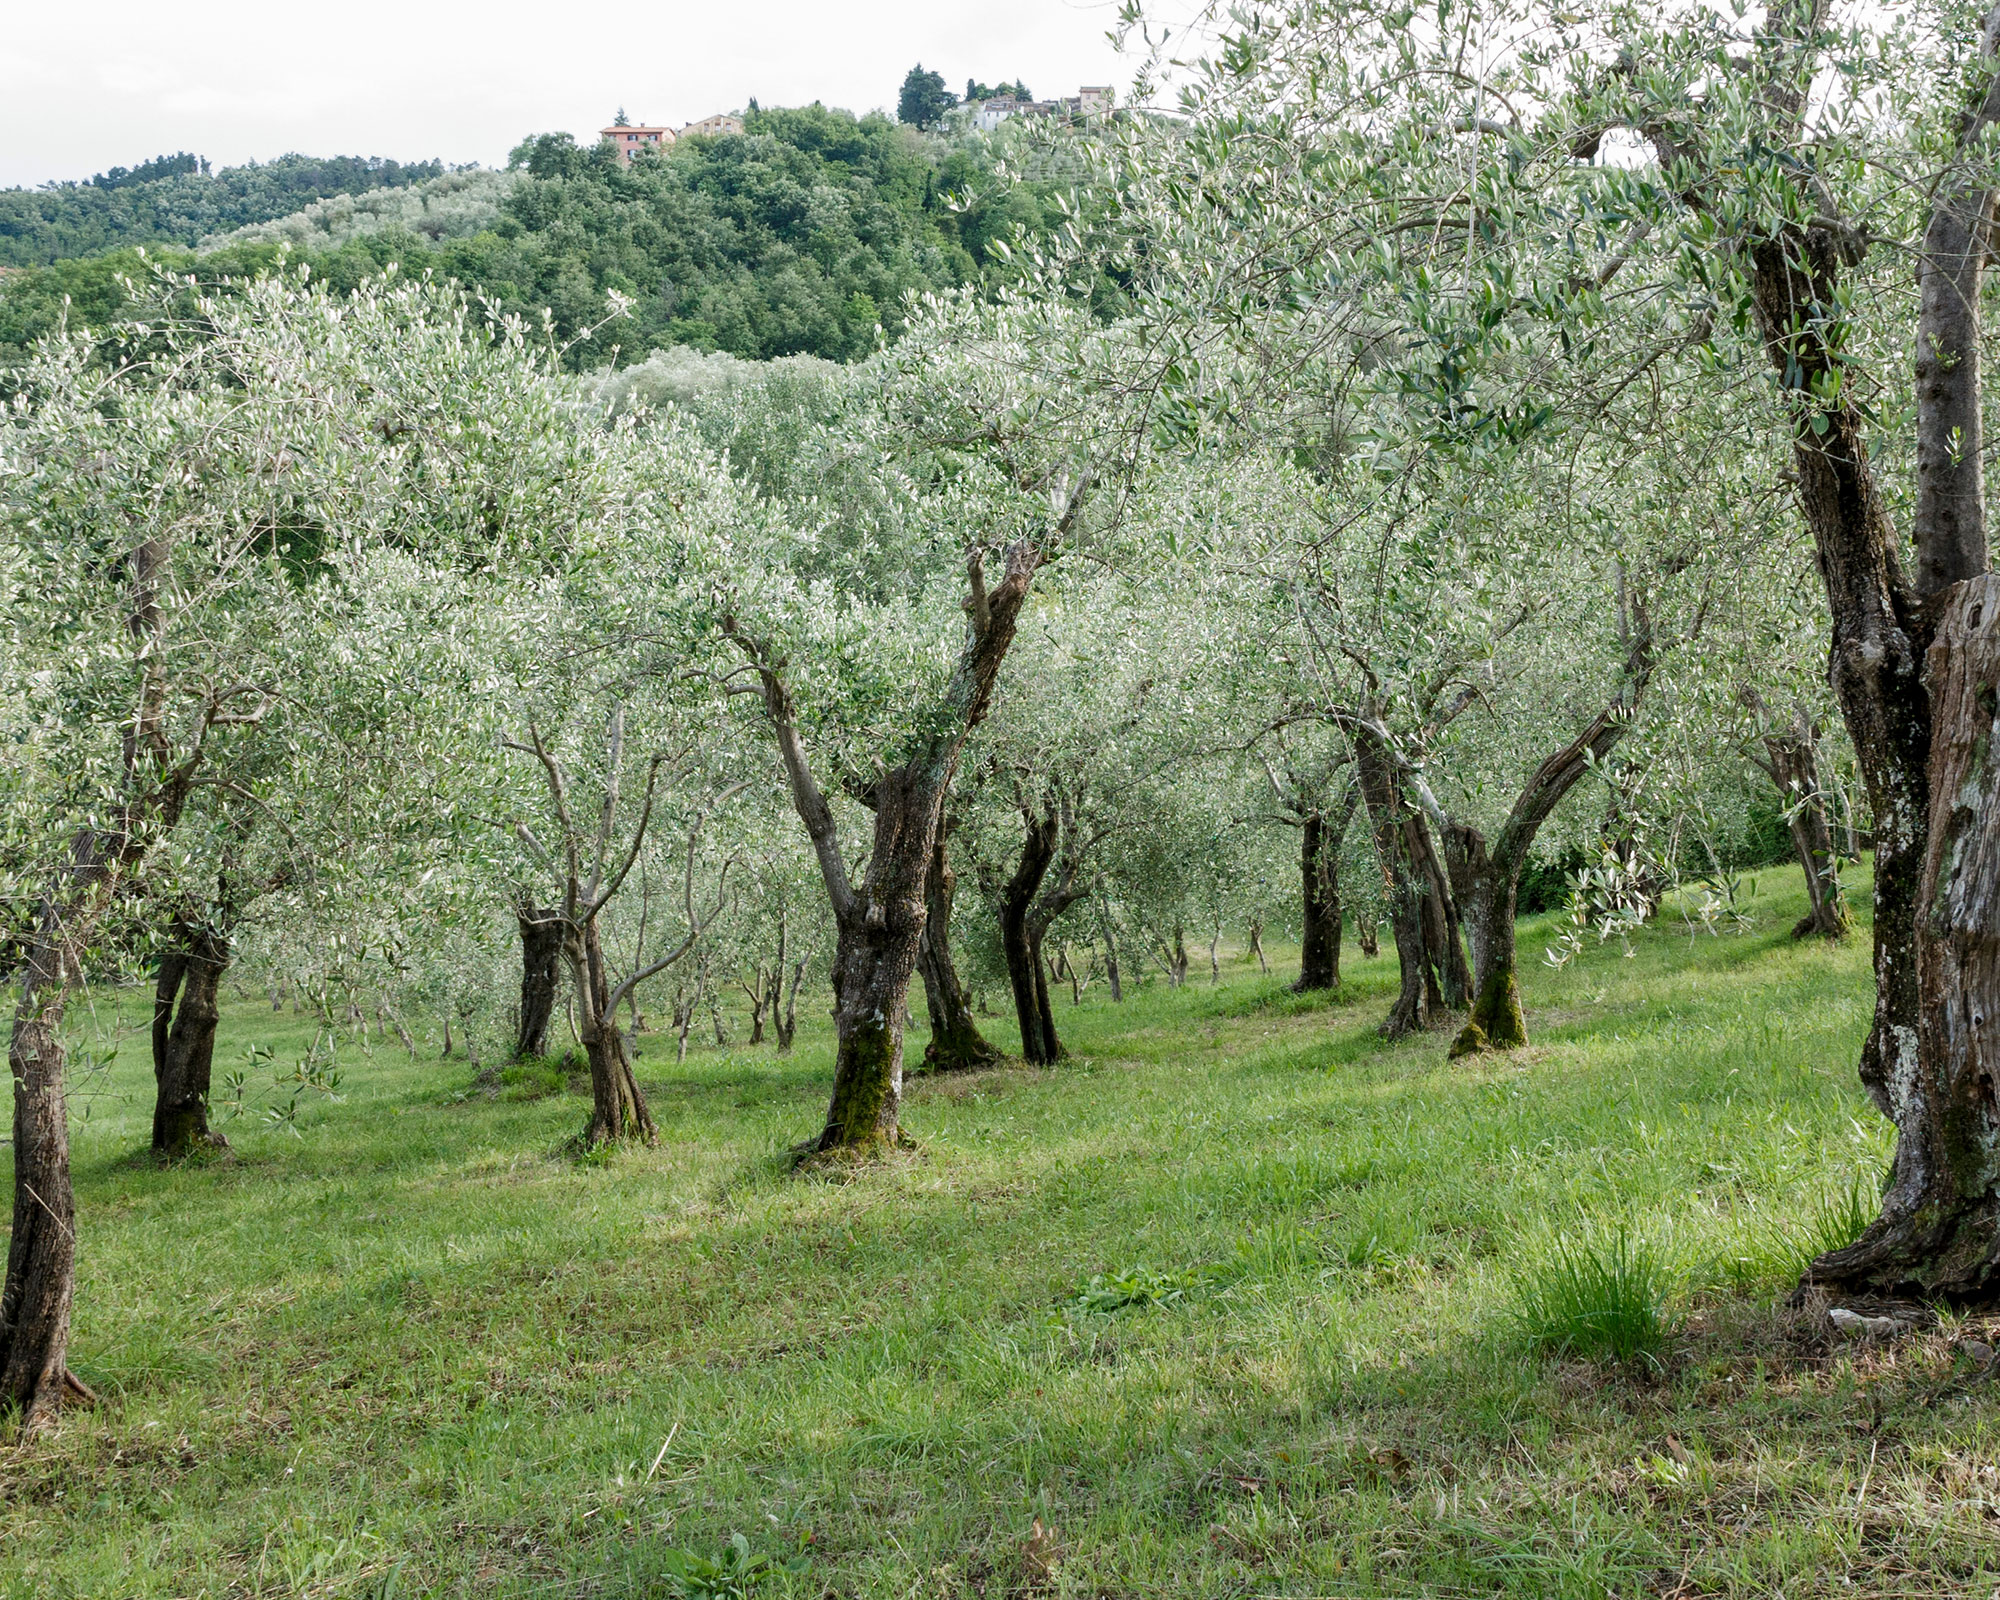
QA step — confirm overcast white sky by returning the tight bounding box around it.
[0,0,1141,188]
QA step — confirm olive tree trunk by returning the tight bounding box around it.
[1756,722,1853,941]
[1701,4,2000,1300]
[1353,723,1450,1037]
[1446,637,1652,1057]
[152,921,231,1156]
[732,516,1077,1156]
[515,903,565,1058]
[917,828,1001,1071]
[1300,787,1361,992]
[571,917,657,1149]
[1000,806,1063,1065]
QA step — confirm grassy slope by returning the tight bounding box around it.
[7,865,1998,1599]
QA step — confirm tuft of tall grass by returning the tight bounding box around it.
[1509,1225,1676,1364]
[1799,1176,1875,1262]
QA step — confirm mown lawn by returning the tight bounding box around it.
[8,864,1998,1599]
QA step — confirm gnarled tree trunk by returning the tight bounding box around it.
[152,919,231,1157]
[1000,805,1063,1065]
[515,903,564,1059]
[1729,4,2000,1300]
[1754,717,1853,940]
[817,766,938,1149]
[572,918,657,1149]
[1354,723,1445,1037]
[918,827,1001,1071]
[1446,637,1651,1058]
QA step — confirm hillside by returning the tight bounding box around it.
[10,867,1950,1597]
[0,107,1062,369]
[0,152,447,267]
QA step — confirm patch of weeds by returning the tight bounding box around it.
[1510,1225,1676,1365]
[498,1053,578,1102]
[1070,1262,1232,1315]
[659,1533,807,1599]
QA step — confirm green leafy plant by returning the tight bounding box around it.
[659,1533,806,1599]
[1510,1226,1676,1365]
[1070,1263,1229,1315]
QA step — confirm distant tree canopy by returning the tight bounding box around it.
[965,80,1031,102]
[0,154,447,267]
[91,152,205,191]
[0,105,1060,370]
[898,66,957,127]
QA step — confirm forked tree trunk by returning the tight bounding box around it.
[1357,914,1380,959]
[917,828,1002,1071]
[152,920,231,1156]
[1445,654,1650,1058]
[1098,896,1124,1001]
[1354,724,1442,1037]
[1759,725,1853,940]
[572,919,656,1148]
[735,497,1088,1156]
[1001,808,1064,1065]
[1722,4,2000,1300]
[515,904,564,1059]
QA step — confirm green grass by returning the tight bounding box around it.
[1509,1225,1676,1366]
[9,864,2000,1598]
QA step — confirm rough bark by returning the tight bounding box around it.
[572,918,657,1148]
[152,920,230,1157]
[818,766,937,1149]
[1807,578,2000,1297]
[734,486,1087,1153]
[4,916,81,1432]
[515,903,564,1059]
[1000,805,1063,1065]
[1296,790,1360,992]
[1757,6,2000,1298]
[1354,723,1443,1037]
[917,827,1002,1071]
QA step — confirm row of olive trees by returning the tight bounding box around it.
[1071,0,2000,1301]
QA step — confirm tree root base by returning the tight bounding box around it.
[1797,1196,2000,1308]
[790,1129,920,1177]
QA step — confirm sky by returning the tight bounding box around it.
[0,0,1140,188]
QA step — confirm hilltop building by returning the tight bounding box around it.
[599,113,746,164]
[964,85,1114,132]
[680,114,746,139]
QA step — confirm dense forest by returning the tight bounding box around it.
[11,9,2000,1596]
[0,152,448,266]
[0,105,1060,368]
